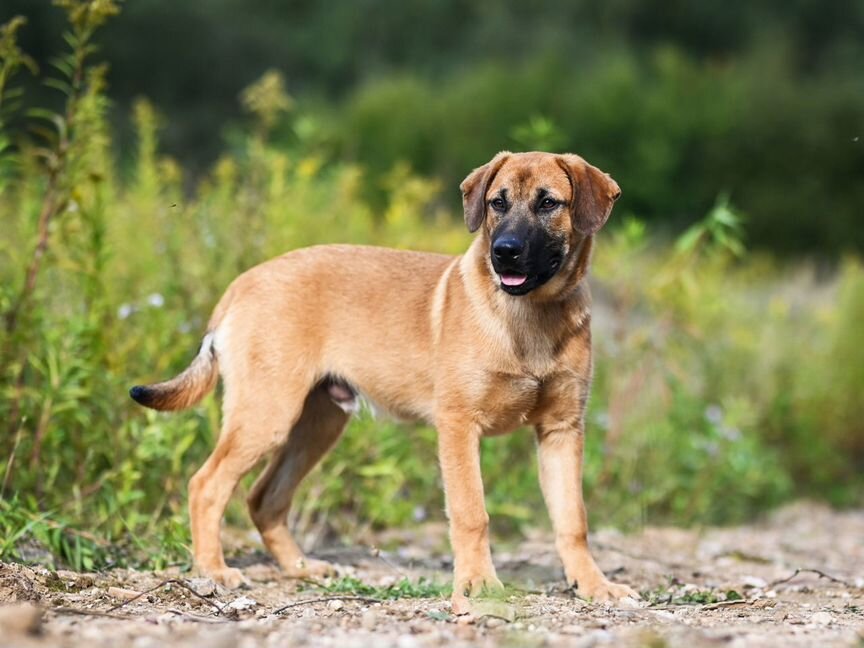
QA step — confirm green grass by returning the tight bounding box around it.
[642,580,745,606]
[303,575,451,600]
[0,3,862,572]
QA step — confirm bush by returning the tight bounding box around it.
[327,45,864,254]
[0,6,861,571]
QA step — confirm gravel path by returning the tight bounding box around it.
[1,502,862,647]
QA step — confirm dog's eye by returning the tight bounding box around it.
[490,197,507,211]
[539,197,558,210]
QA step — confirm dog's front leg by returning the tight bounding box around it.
[535,421,638,602]
[437,418,503,613]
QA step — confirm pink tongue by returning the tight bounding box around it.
[501,274,527,287]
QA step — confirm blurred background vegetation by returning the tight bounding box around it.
[0,0,862,571]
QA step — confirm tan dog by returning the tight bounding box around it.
[131,151,637,609]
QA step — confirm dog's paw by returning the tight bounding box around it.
[451,572,505,615]
[208,567,250,590]
[282,557,337,579]
[576,578,639,603]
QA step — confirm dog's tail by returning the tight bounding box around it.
[131,282,236,411]
[129,332,219,411]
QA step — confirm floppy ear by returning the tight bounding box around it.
[460,151,510,232]
[557,154,621,236]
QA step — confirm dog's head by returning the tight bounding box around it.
[461,151,620,296]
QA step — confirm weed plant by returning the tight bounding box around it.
[0,4,861,571]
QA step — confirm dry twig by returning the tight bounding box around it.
[51,606,135,620]
[768,568,857,590]
[105,578,225,615]
[272,595,382,615]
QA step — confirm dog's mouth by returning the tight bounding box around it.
[498,272,536,296]
[495,255,563,296]
[500,274,528,287]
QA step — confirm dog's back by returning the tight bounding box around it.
[131,244,455,418]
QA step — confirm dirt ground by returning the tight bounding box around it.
[1,502,862,648]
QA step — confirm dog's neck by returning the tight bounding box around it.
[457,236,593,373]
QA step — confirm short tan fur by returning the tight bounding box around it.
[131,151,636,610]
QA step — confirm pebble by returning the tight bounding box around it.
[454,624,476,641]
[188,577,217,597]
[471,600,516,622]
[361,610,378,630]
[650,610,676,621]
[810,611,833,625]
[202,628,241,648]
[617,596,645,609]
[574,629,612,648]
[327,599,345,611]
[228,596,258,611]
[108,586,143,601]
[0,602,42,636]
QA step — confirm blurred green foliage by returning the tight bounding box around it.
[0,5,862,571]
[2,0,862,253]
[329,48,864,254]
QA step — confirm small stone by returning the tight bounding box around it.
[108,586,143,601]
[454,624,476,640]
[327,599,345,611]
[361,610,378,630]
[0,603,42,636]
[485,617,506,629]
[228,595,258,611]
[617,596,645,609]
[471,600,516,623]
[650,610,676,621]
[202,628,241,648]
[132,638,162,648]
[188,577,217,597]
[574,629,612,648]
[397,636,421,648]
[810,611,833,625]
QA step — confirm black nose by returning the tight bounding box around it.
[492,237,524,263]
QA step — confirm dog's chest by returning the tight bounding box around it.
[478,368,587,434]
[476,329,591,434]
[475,371,542,434]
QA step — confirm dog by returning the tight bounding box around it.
[130,151,637,610]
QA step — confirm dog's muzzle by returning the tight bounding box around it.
[491,236,527,287]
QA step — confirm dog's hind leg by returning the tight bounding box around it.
[247,384,350,578]
[188,381,312,589]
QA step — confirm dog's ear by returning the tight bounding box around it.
[557,154,621,236]
[460,151,510,232]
